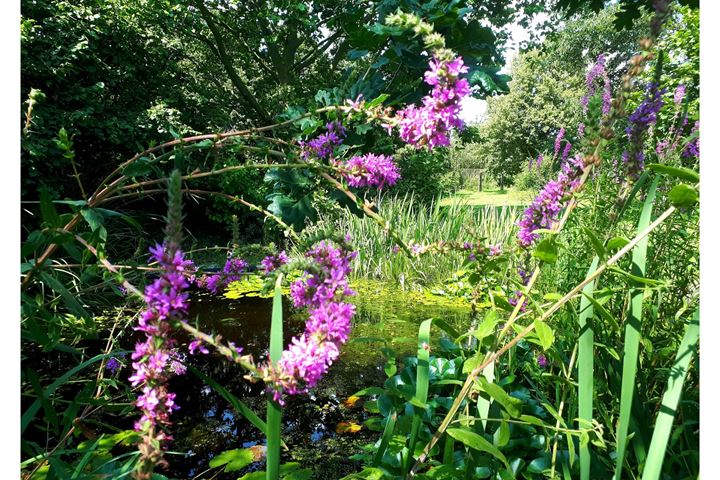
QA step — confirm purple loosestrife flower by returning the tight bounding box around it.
[199,256,249,294]
[536,153,543,169]
[578,123,585,137]
[561,142,572,163]
[339,153,401,189]
[169,359,186,376]
[265,241,357,402]
[674,84,686,106]
[261,251,290,275]
[517,268,532,286]
[554,128,565,159]
[517,150,583,249]
[130,243,190,476]
[395,56,470,149]
[516,180,565,247]
[508,290,528,312]
[582,54,611,116]
[620,83,665,180]
[299,121,346,160]
[188,338,209,355]
[682,120,699,159]
[223,257,249,283]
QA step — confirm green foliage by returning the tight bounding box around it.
[319,194,521,287]
[391,146,460,203]
[458,5,647,188]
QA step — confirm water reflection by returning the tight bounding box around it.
[166,284,472,479]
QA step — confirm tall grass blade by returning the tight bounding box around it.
[267,275,284,480]
[22,352,123,434]
[578,256,599,480]
[373,410,397,467]
[641,308,699,480]
[613,178,658,480]
[404,318,433,474]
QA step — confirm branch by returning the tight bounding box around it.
[193,0,272,123]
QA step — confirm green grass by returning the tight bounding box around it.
[310,193,522,287]
[439,188,534,207]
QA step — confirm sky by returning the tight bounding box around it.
[459,11,550,125]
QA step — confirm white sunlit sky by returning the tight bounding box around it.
[459,12,550,125]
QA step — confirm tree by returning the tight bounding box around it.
[466,5,648,187]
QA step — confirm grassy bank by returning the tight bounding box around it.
[306,194,522,288]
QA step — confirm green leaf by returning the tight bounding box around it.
[238,472,266,480]
[39,272,90,320]
[463,356,481,375]
[534,320,554,351]
[447,428,510,470]
[267,276,284,480]
[583,227,606,259]
[476,360,495,433]
[80,208,105,232]
[668,184,698,208]
[520,415,546,427]
[405,319,433,473]
[366,93,389,108]
[122,157,153,177]
[373,411,397,467]
[283,468,313,480]
[578,257,600,480]
[641,309,699,480]
[607,236,630,251]
[39,188,61,228]
[476,377,522,418]
[614,178,658,480]
[646,163,699,183]
[473,310,499,341]
[494,421,510,447]
[208,448,254,472]
[533,238,558,263]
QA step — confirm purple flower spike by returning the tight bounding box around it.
[261,251,290,275]
[619,83,665,180]
[339,153,401,189]
[197,256,249,293]
[395,55,470,149]
[554,128,565,159]
[674,84,686,106]
[130,243,190,467]
[299,121,346,160]
[581,54,612,116]
[682,120,699,159]
[263,240,358,402]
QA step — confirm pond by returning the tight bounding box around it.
[163,279,473,479]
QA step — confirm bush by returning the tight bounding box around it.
[391,146,460,202]
[514,153,558,191]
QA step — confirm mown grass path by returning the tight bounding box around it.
[439,188,534,207]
